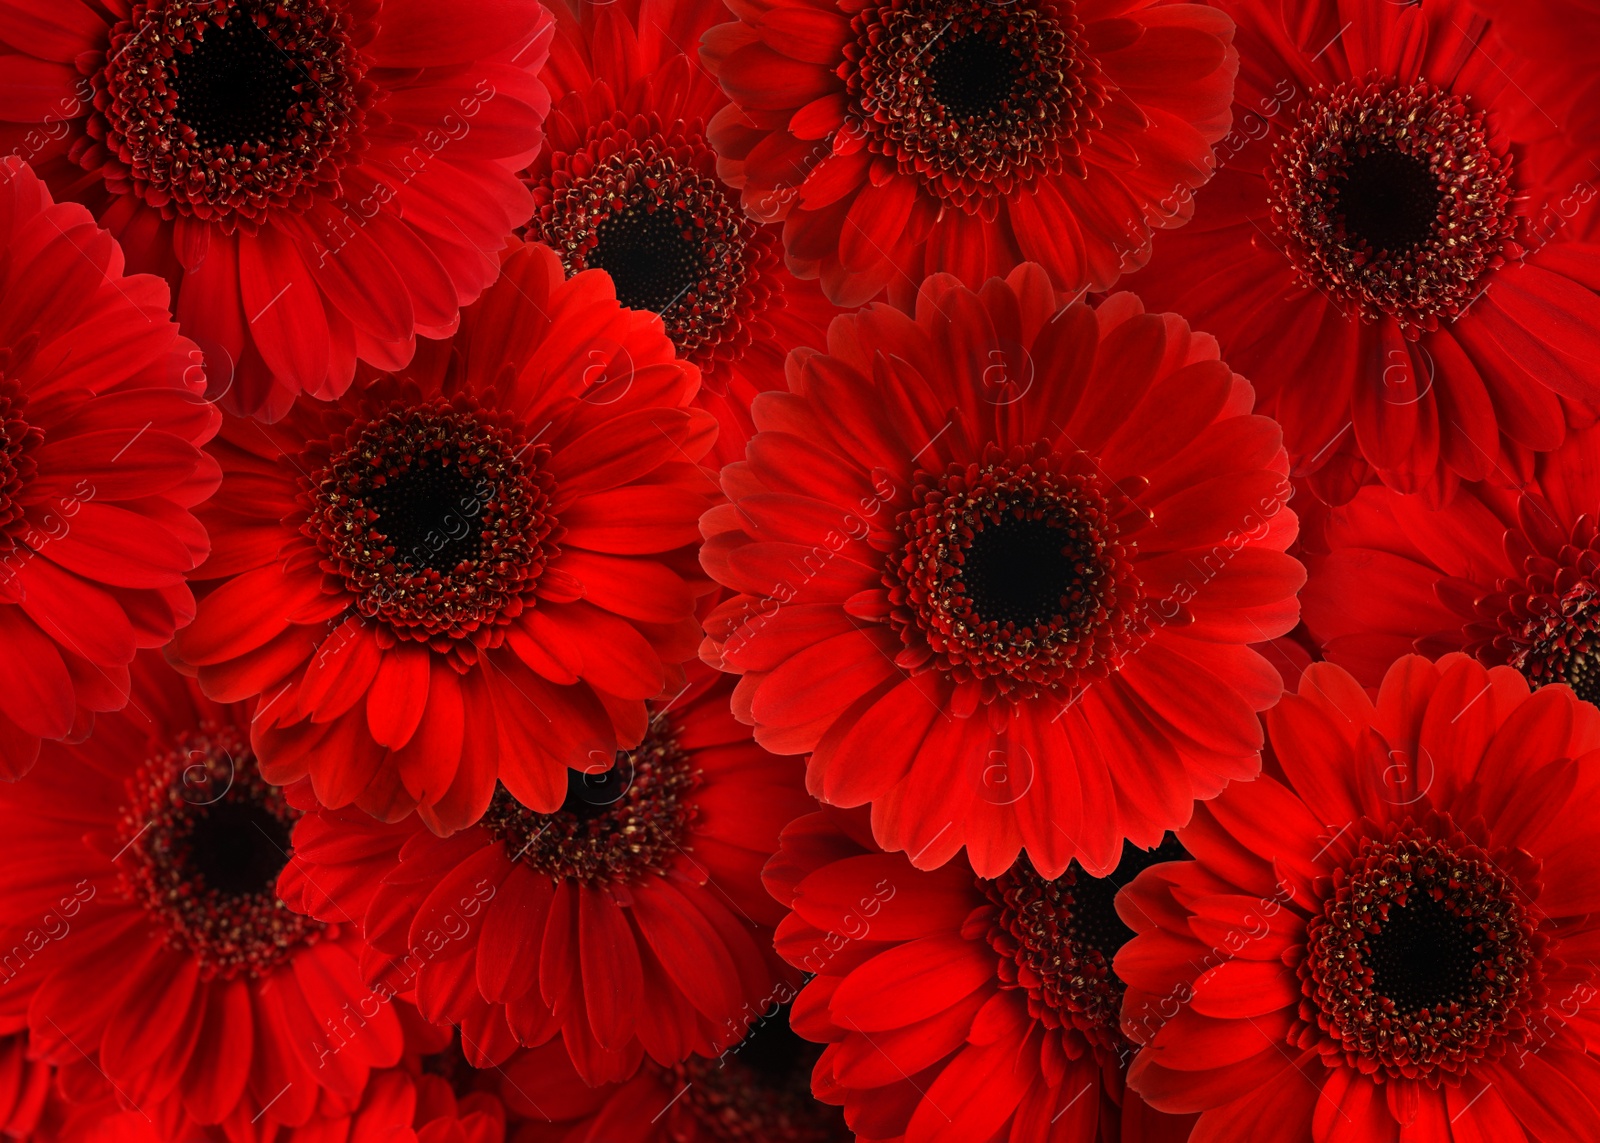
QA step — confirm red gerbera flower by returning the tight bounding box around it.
[0,653,403,1133]
[279,664,813,1085]
[747,806,1197,1143]
[0,0,553,420]
[698,0,1238,307]
[1303,421,1600,700]
[1119,653,1600,1140]
[496,1009,852,1143]
[701,269,1304,878]
[528,0,842,467]
[167,240,718,832]
[0,158,219,777]
[1126,0,1600,503]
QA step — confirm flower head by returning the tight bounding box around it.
[1120,654,1600,1139]
[701,269,1303,877]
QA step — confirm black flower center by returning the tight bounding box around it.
[363,460,487,577]
[962,513,1091,631]
[588,205,705,315]
[845,0,1098,208]
[305,399,557,653]
[480,717,698,887]
[561,756,637,822]
[116,731,325,980]
[1365,892,1482,1014]
[1061,835,1191,969]
[92,0,366,221]
[927,34,1022,121]
[1333,147,1442,254]
[888,447,1143,697]
[984,836,1189,1052]
[184,797,293,899]
[1268,78,1515,332]
[1302,825,1543,1079]
[168,17,302,151]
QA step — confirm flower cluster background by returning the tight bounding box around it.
[1,0,1599,1139]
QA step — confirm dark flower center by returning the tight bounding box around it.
[303,398,557,657]
[185,797,293,898]
[1364,892,1482,1014]
[1301,823,1543,1079]
[92,0,366,224]
[961,513,1095,631]
[1333,148,1443,254]
[530,117,780,369]
[116,730,325,980]
[479,716,698,887]
[167,16,304,151]
[926,34,1022,120]
[887,444,1143,698]
[845,0,1099,208]
[983,836,1188,1054]
[361,460,488,577]
[1267,78,1515,333]
[588,205,705,315]
[678,1004,850,1143]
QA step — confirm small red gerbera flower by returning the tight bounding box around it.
[0,653,402,1133]
[280,665,813,1085]
[1126,0,1600,503]
[528,0,842,467]
[1119,653,1600,1140]
[0,158,220,778]
[0,0,553,419]
[752,807,1197,1143]
[1302,421,1600,697]
[698,0,1238,307]
[496,1004,852,1143]
[167,240,718,832]
[701,269,1304,878]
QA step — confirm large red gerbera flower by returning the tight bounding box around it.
[280,664,813,1085]
[0,158,219,778]
[701,268,1303,878]
[752,806,1197,1143]
[1119,653,1600,1140]
[1302,421,1600,697]
[528,0,842,467]
[1126,0,1600,504]
[698,0,1238,307]
[167,240,718,832]
[0,0,553,420]
[496,1010,852,1143]
[0,653,403,1134]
